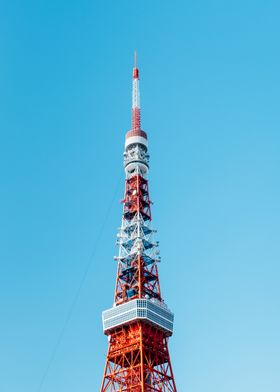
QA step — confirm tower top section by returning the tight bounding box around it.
[125,54,148,150]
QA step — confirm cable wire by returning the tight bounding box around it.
[36,172,122,392]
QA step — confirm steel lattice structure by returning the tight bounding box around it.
[100,57,177,392]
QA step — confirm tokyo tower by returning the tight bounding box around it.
[100,56,177,392]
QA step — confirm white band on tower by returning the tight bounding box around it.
[132,77,140,109]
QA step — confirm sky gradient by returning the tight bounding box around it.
[0,1,280,391]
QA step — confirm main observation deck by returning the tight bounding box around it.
[102,298,174,336]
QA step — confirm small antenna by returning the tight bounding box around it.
[132,51,140,129]
[134,50,137,68]
[133,51,139,79]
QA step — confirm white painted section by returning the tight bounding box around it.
[132,78,140,109]
[125,135,148,149]
[125,162,149,176]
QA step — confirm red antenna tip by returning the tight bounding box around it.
[133,50,139,79]
[133,67,139,79]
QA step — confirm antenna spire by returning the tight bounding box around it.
[132,52,140,130]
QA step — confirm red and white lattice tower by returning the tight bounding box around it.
[100,56,177,392]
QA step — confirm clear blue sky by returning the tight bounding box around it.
[1,0,279,391]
